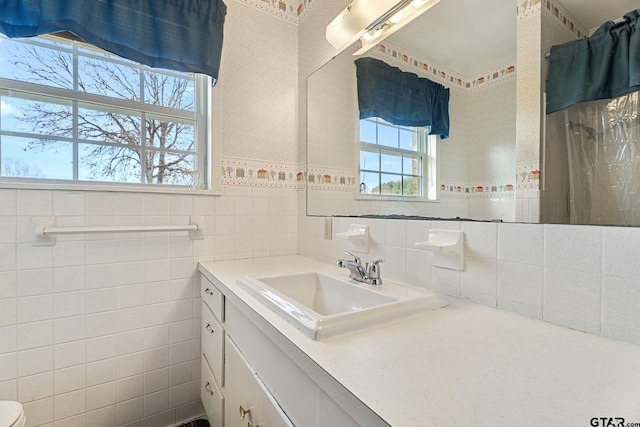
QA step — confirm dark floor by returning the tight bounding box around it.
[177,419,210,427]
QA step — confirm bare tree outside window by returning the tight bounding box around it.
[0,35,203,186]
[1,158,43,178]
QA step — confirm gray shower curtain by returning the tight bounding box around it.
[547,92,640,226]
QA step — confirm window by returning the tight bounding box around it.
[359,117,437,199]
[0,34,211,189]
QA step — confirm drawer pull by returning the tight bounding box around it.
[239,405,251,420]
[205,323,215,334]
[204,287,214,296]
[204,381,214,395]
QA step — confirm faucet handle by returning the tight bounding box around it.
[366,259,385,283]
[343,251,361,264]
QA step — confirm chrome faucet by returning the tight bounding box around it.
[337,251,384,285]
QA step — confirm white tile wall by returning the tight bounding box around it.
[5,5,300,423]
[0,187,298,426]
[298,216,640,347]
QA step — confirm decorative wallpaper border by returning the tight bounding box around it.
[517,0,542,21]
[517,162,542,189]
[542,0,588,39]
[221,158,357,191]
[517,0,587,39]
[296,0,319,20]
[221,157,305,189]
[439,180,516,198]
[467,62,518,92]
[227,156,521,199]
[239,0,317,23]
[307,166,358,191]
[370,40,517,93]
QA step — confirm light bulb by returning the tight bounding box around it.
[389,10,404,24]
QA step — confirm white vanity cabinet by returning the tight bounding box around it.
[201,356,224,426]
[201,274,294,427]
[224,337,293,427]
[202,300,224,383]
[200,276,225,426]
[200,271,386,427]
[224,301,364,427]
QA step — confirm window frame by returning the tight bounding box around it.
[0,34,221,194]
[357,117,438,201]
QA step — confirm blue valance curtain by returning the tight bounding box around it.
[547,9,640,114]
[0,0,227,84]
[355,57,450,138]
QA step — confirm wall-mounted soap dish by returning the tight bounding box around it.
[415,229,464,270]
[336,224,369,253]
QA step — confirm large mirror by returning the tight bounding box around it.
[307,0,640,225]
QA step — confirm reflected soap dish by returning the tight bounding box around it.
[336,224,369,253]
[415,229,464,270]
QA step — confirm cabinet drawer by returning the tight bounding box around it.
[200,355,224,426]
[202,302,225,386]
[225,337,293,427]
[226,302,319,426]
[201,275,224,322]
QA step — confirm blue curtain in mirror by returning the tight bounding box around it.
[355,57,450,138]
[547,9,640,114]
[0,0,227,84]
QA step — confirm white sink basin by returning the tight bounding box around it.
[236,270,448,340]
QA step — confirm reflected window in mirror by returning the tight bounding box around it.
[359,117,437,200]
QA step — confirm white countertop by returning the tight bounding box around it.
[199,255,640,426]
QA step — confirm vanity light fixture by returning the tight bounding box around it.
[325,0,442,56]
